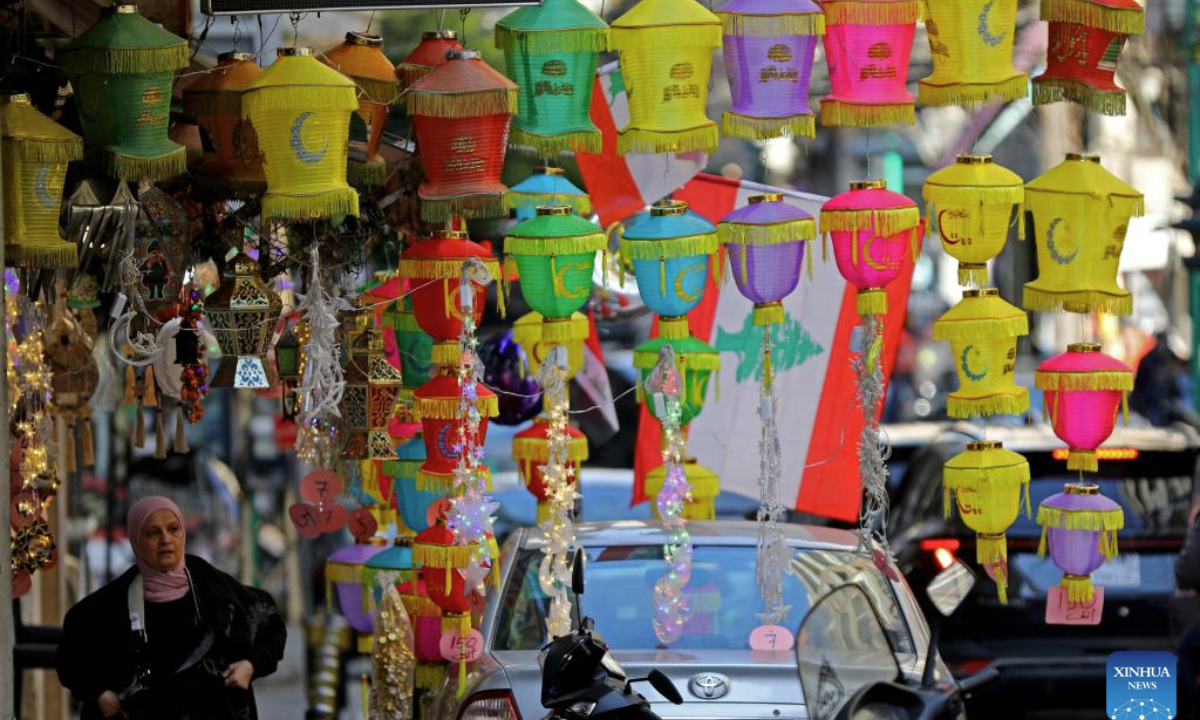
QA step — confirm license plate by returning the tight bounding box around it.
[1092,554,1142,588]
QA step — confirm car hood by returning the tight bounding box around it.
[490,649,806,720]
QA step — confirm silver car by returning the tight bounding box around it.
[432,520,943,720]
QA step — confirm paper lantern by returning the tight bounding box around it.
[943,440,1030,603]
[506,206,605,340]
[320,32,399,187]
[1033,0,1144,116]
[413,521,476,636]
[342,325,405,461]
[1036,343,1132,473]
[57,5,188,181]
[510,167,593,221]
[646,460,720,520]
[406,50,517,223]
[205,252,283,389]
[242,47,360,222]
[396,30,463,90]
[384,295,435,391]
[620,200,719,339]
[326,537,389,650]
[365,538,416,607]
[496,0,609,156]
[1023,153,1143,315]
[819,0,919,127]
[820,180,922,316]
[182,52,266,198]
[413,374,499,494]
[922,154,1025,286]
[610,0,722,154]
[718,193,815,326]
[716,0,824,140]
[513,416,589,524]
[512,311,588,380]
[1037,484,1124,604]
[1,94,82,269]
[932,288,1029,418]
[919,0,1028,107]
[388,434,442,536]
[634,335,720,426]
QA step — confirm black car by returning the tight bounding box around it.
[890,422,1200,719]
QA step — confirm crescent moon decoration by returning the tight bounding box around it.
[961,344,990,382]
[108,311,164,367]
[34,166,57,209]
[553,261,592,300]
[862,234,898,272]
[936,210,961,245]
[1045,217,1078,265]
[674,261,708,303]
[436,423,460,460]
[290,112,329,165]
[977,0,1006,47]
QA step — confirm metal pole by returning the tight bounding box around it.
[1,92,17,720]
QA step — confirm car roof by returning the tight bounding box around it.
[518,520,861,551]
[933,421,1200,453]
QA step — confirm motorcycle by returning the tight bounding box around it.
[538,551,684,720]
[796,559,999,720]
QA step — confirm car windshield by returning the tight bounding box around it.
[493,545,915,654]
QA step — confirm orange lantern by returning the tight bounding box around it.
[321,32,399,187]
[183,52,265,199]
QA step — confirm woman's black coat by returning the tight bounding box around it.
[56,554,287,720]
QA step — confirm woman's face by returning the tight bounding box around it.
[139,509,185,572]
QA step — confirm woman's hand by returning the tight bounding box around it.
[224,660,255,690]
[97,690,128,718]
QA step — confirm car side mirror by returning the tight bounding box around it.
[927,559,976,617]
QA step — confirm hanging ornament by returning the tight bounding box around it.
[922,154,1025,286]
[718,193,815,326]
[327,537,389,652]
[366,539,417,603]
[512,311,589,380]
[634,335,720,426]
[320,32,399,187]
[716,0,824,140]
[1023,153,1142,315]
[406,50,518,223]
[396,30,464,90]
[134,185,189,319]
[205,252,284,389]
[45,286,99,472]
[413,374,498,495]
[478,331,543,426]
[1036,343,1132,473]
[932,288,1029,418]
[513,415,588,524]
[296,249,347,466]
[1033,0,1145,116]
[1037,484,1124,605]
[610,0,722,154]
[510,167,593,222]
[645,460,720,520]
[388,434,443,536]
[943,441,1031,604]
[496,0,609,156]
[242,47,361,222]
[753,340,788,624]
[182,52,266,199]
[820,179,923,316]
[275,321,302,419]
[1,94,83,269]
[177,287,209,425]
[918,0,1028,108]
[385,295,435,395]
[370,574,415,720]
[57,5,188,181]
[342,324,405,463]
[819,0,920,127]
[413,520,479,695]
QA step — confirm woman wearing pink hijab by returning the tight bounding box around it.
[57,496,286,720]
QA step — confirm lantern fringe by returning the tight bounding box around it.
[59,44,189,75]
[1067,449,1098,472]
[347,160,388,188]
[16,138,84,164]
[513,315,589,346]
[719,219,816,246]
[717,12,825,37]
[406,88,518,118]
[1034,370,1133,392]
[419,192,511,223]
[753,303,785,326]
[917,75,1030,109]
[262,188,360,222]
[1036,505,1125,534]
[387,311,422,333]
[105,147,187,183]
[412,542,475,569]
[610,24,722,51]
[924,186,1025,212]
[947,391,1030,419]
[242,87,359,115]
[658,317,690,341]
[1060,574,1096,604]
[512,435,589,463]
[721,111,816,141]
[932,314,1028,341]
[943,465,1031,510]
[819,99,915,128]
[494,25,610,53]
[510,191,593,217]
[821,0,921,25]
[619,233,719,261]
[401,592,442,618]
[541,318,584,343]
[1032,78,1126,117]
[857,290,887,317]
[820,206,920,238]
[958,264,989,286]
[432,342,461,367]
[399,257,502,281]
[352,77,400,105]
[1022,287,1133,316]
[415,468,494,493]
[1040,0,1145,34]
[632,349,720,372]
[414,395,500,420]
[383,459,423,478]
[325,561,363,584]
[5,242,78,269]
[616,124,720,156]
[509,127,603,157]
[977,534,1010,604]
[415,663,446,691]
[397,64,434,89]
[505,234,606,256]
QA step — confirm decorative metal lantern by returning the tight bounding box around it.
[922,154,1025,286]
[646,460,720,520]
[919,0,1028,107]
[718,193,815,326]
[1033,0,1144,116]
[205,252,283,389]
[1023,153,1143,315]
[819,0,919,127]
[944,440,1031,603]
[182,52,265,198]
[716,0,824,140]
[634,335,720,426]
[611,0,722,155]
[513,416,589,523]
[57,4,189,181]
[1037,484,1124,605]
[242,47,360,222]
[1036,343,1132,473]
[396,30,464,90]
[510,167,593,221]
[512,311,589,380]
[820,179,923,316]
[320,32,399,187]
[326,537,388,652]
[342,324,405,461]
[1,93,82,269]
[932,288,1029,418]
[275,323,301,419]
[413,374,499,494]
[406,50,518,223]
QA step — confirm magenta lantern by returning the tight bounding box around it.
[717,193,816,325]
[819,0,919,127]
[1036,343,1133,473]
[1037,484,1124,605]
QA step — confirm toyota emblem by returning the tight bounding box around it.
[688,672,731,700]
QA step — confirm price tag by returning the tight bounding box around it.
[440,628,484,663]
[749,624,795,652]
[349,508,378,541]
[319,502,348,533]
[1045,586,1104,625]
[288,502,323,539]
[427,497,454,528]
[300,469,342,504]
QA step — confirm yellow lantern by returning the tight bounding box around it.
[512,311,589,380]
[242,47,360,223]
[645,460,720,520]
[933,288,1028,418]
[1023,153,1143,315]
[919,0,1028,107]
[943,440,1030,603]
[319,32,399,188]
[611,0,722,155]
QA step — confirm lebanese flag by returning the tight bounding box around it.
[631,174,916,523]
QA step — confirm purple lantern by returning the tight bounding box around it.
[717,0,825,140]
[1037,484,1124,606]
[717,193,816,326]
[326,538,388,651]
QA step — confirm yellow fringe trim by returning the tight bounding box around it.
[494,25,610,54]
[822,0,921,25]
[933,314,1027,341]
[632,348,721,371]
[659,317,691,340]
[414,394,500,420]
[382,459,423,478]
[923,185,1025,209]
[944,462,1030,499]
[1067,449,1098,472]
[1022,287,1132,316]
[6,241,78,270]
[821,206,920,238]
[505,234,606,256]
[401,593,442,619]
[510,191,593,217]
[610,24,722,51]
[1035,369,1132,391]
[754,303,785,326]
[59,44,189,74]
[1037,505,1124,533]
[947,389,1030,419]
[978,533,1010,604]
[509,126,603,157]
[1040,0,1145,34]
[347,160,388,188]
[415,467,493,493]
[105,146,187,183]
[413,541,476,569]
[357,635,374,653]
[820,99,914,127]
[541,318,585,342]
[416,663,447,691]
[263,188,360,222]
[406,88,518,118]
[399,257,502,281]
[617,124,720,156]
[720,219,816,247]
[717,12,825,36]
[1032,78,1126,117]
[722,111,816,140]
[917,75,1029,109]
[957,264,989,286]
[352,76,400,106]
[388,311,421,333]
[432,342,461,367]
[1061,574,1096,604]
[242,86,359,116]
[15,138,83,164]
[512,314,589,345]
[857,289,887,316]
[512,435,590,463]
[619,233,719,261]
[420,192,511,223]
[326,561,364,584]
[397,64,435,90]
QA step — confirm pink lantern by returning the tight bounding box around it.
[820,180,922,316]
[1035,343,1133,473]
[820,0,919,127]
[1037,484,1124,605]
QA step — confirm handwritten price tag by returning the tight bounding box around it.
[749,624,795,652]
[319,502,348,533]
[349,508,378,541]
[288,502,323,539]
[1045,586,1104,625]
[440,628,484,663]
[300,470,342,504]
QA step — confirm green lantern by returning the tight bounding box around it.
[495,0,609,156]
[383,295,435,392]
[634,335,720,426]
[505,205,606,342]
[57,5,189,182]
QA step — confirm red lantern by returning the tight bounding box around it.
[1033,0,1144,116]
[413,374,499,494]
[512,417,588,523]
[396,30,464,90]
[1036,343,1133,473]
